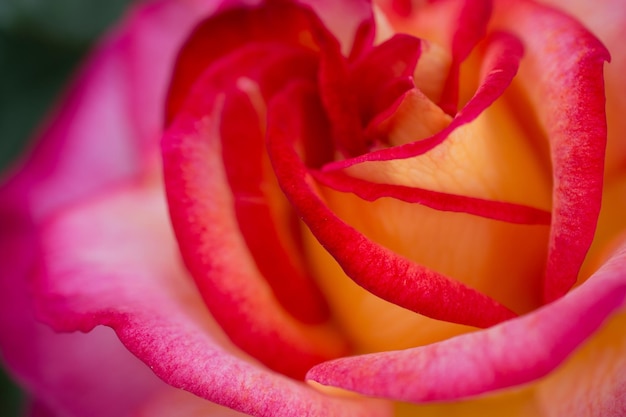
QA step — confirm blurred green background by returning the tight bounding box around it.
[0,0,129,415]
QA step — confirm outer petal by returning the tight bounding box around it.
[34,182,392,417]
[0,1,217,415]
[307,237,626,403]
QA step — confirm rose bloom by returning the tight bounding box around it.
[1,0,625,415]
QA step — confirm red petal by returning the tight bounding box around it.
[307,237,626,403]
[312,170,551,225]
[221,70,332,324]
[163,50,352,379]
[267,81,517,329]
[491,0,610,302]
[350,34,421,126]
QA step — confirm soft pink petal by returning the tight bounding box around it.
[135,388,251,417]
[0,0,212,217]
[0,1,216,416]
[34,183,392,417]
[0,209,166,417]
[491,0,610,302]
[267,81,516,329]
[307,237,626,402]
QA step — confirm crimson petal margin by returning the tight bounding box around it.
[311,170,551,225]
[33,184,392,417]
[306,238,626,403]
[267,81,517,329]
[491,0,610,302]
[322,30,524,171]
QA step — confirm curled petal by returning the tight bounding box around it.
[323,30,524,170]
[307,238,626,403]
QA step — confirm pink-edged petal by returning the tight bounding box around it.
[267,81,516,329]
[34,183,392,417]
[491,0,610,302]
[322,30,523,171]
[307,237,626,403]
[538,0,626,178]
[311,170,551,225]
[119,0,221,149]
[165,1,315,125]
[135,388,251,417]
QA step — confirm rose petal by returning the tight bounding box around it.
[267,80,517,329]
[306,237,626,403]
[350,34,421,126]
[312,170,551,224]
[439,0,493,114]
[34,183,392,417]
[322,30,523,170]
[163,41,352,377]
[376,0,492,113]
[537,0,626,178]
[0,1,213,416]
[135,388,251,417]
[303,0,375,58]
[220,67,334,324]
[491,0,610,302]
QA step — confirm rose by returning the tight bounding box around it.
[0,0,625,416]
